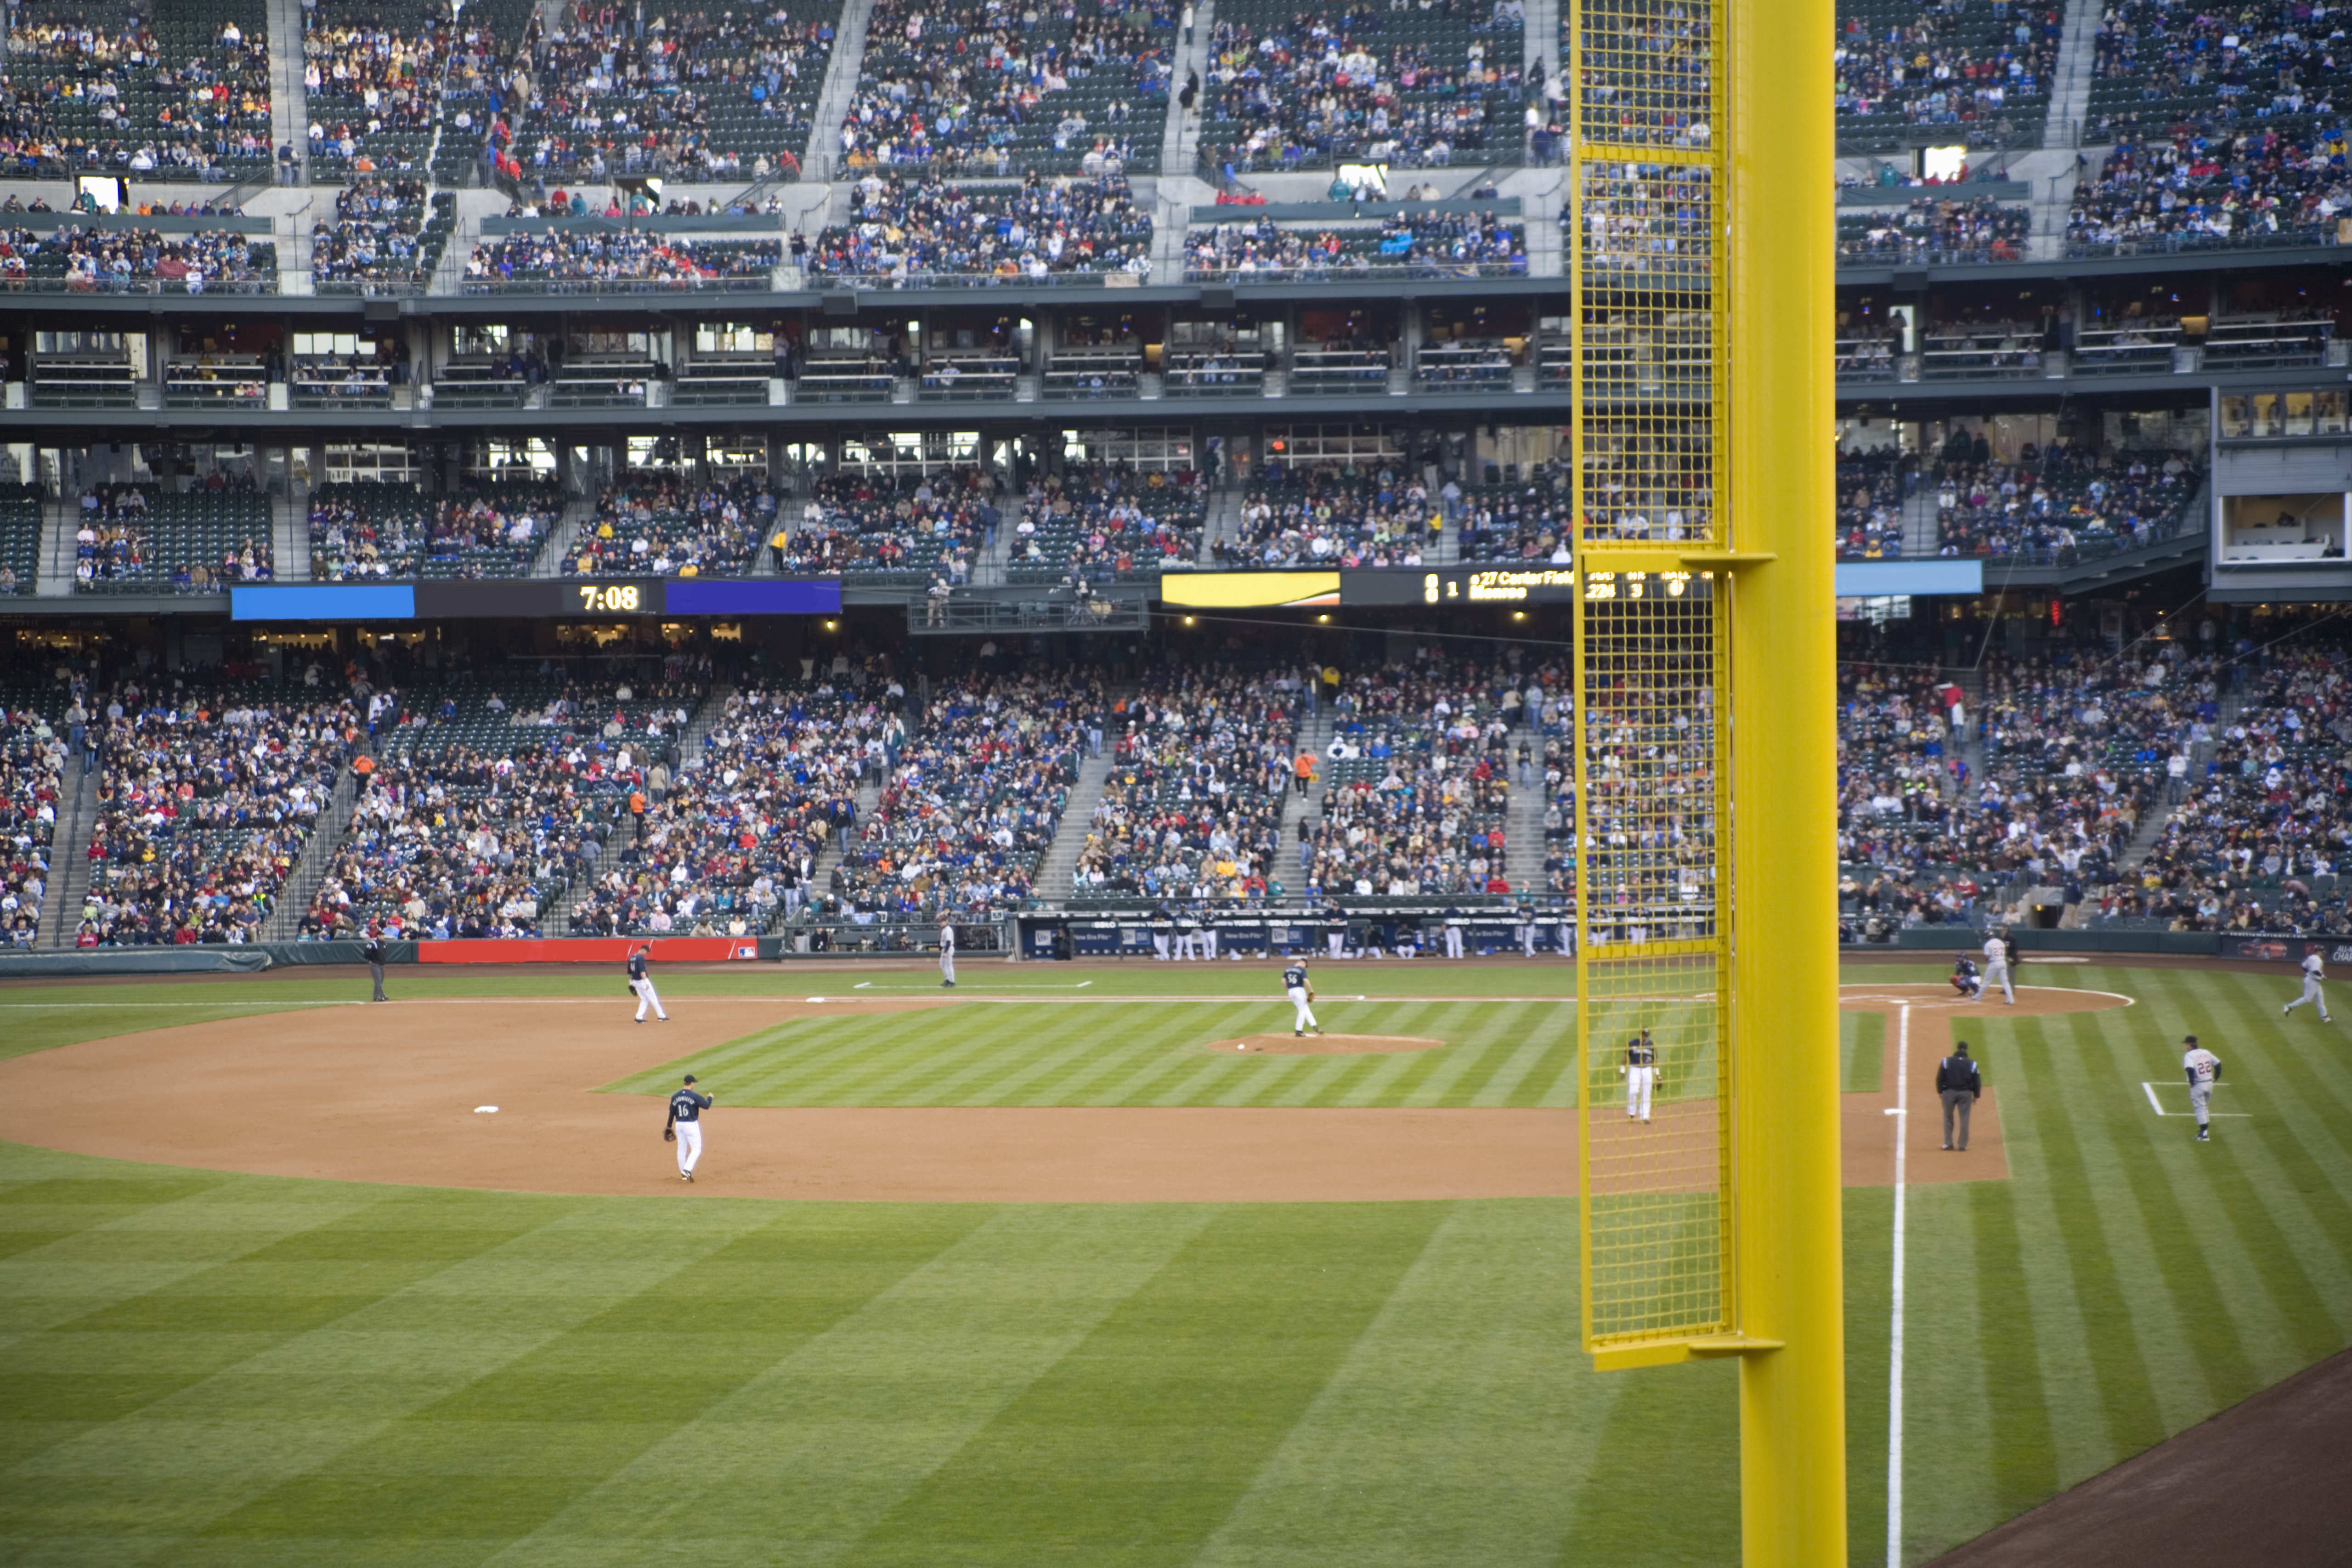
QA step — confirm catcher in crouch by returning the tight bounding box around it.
[1950,955,1983,1000]
[1283,957,1324,1038]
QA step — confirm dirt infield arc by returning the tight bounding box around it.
[0,985,2130,1203]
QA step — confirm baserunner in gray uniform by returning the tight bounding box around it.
[2182,1035,2222,1143]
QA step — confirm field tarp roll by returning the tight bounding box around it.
[0,948,279,979]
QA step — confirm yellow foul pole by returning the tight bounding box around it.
[1724,0,1845,1561]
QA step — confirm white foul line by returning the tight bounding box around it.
[1887,1002,1909,1568]
[849,980,1096,991]
[2140,1082,2249,1117]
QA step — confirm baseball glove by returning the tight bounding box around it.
[663,1128,676,1143]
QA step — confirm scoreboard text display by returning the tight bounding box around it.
[231,578,842,621]
[1339,567,1582,605]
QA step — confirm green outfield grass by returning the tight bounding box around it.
[0,962,2345,1564]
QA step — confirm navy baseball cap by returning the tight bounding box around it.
[683,1074,696,1084]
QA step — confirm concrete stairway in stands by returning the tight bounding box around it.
[1033,744,1120,906]
[38,762,97,948]
[263,760,359,940]
[674,684,736,775]
[1503,750,1549,895]
[1279,709,1335,890]
[806,0,879,180]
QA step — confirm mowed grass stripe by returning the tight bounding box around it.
[1900,1183,2001,1565]
[843,1203,1449,1567]
[1191,1201,1602,1568]
[1968,1183,2061,1524]
[809,1011,1057,1105]
[175,1207,1003,1561]
[630,1001,1584,1110]
[1064,1005,1264,1104]
[2013,1012,2167,1457]
[7,1196,775,1551]
[2052,1008,2230,1434]
[1842,1010,1886,1093]
[2083,1016,2264,1413]
[1992,1021,2117,1489]
[1406,1001,1537,1105]
[472,1206,1221,1567]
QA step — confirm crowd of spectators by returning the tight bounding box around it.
[0,697,65,948]
[2067,128,2352,255]
[1836,662,1965,904]
[0,12,274,181]
[1009,462,1206,582]
[2118,641,2352,932]
[311,177,447,287]
[1832,2,2060,140]
[1182,207,1522,277]
[1072,663,1301,900]
[2086,0,2351,143]
[567,474,778,577]
[1211,464,1440,568]
[464,226,780,288]
[68,485,271,592]
[823,672,1097,920]
[74,682,354,946]
[302,740,615,940]
[1202,2,1524,172]
[1837,196,2030,263]
[1841,645,2195,931]
[518,2,835,184]
[777,467,995,579]
[45,224,275,291]
[1306,654,1525,898]
[840,0,1168,176]
[1836,447,1911,560]
[808,171,1152,282]
[1928,434,2203,561]
[302,1,444,176]
[309,481,561,581]
[574,670,899,937]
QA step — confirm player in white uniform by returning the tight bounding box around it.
[2283,944,2332,1022]
[1621,1030,1659,1122]
[1442,906,1467,959]
[2182,1035,2222,1143]
[1979,932,2015,1004]
[628,945,668,1022]
[939,919,956,988]
[1283,960,1323,1037]
[665,1074,712,1179]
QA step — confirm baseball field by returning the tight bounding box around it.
[0,957,2344,1564]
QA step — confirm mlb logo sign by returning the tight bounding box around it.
[734,945,759,960]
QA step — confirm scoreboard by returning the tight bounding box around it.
[232,578,842,621]
[1340,566,1582,605]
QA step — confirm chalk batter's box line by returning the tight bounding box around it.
[2141,1081,2250,1118]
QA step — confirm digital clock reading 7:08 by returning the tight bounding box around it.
[574,584,645,613]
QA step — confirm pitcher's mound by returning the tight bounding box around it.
[1207,1033,1450,1055]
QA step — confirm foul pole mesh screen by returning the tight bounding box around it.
[1570,0,1734,1354]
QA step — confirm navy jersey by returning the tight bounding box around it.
[1954,958,1977,978]
[1626,1041,1657,1069]
[1282,964,1309,991]
[628,951,649,981]
[669,1087,712,1123]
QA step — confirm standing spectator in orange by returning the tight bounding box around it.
[1293,749,1317,797]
